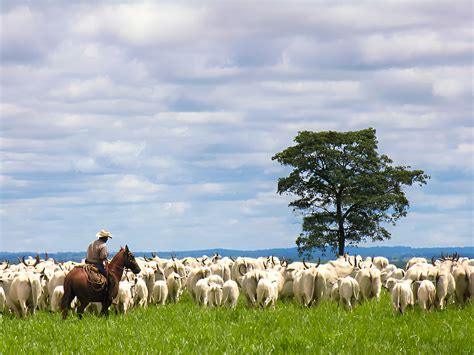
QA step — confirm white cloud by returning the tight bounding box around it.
[155,111,243,125]
[73,157,100,173]
[360,31,470,65]
[163,201,190,215]
[432,79,471,99]
[0,175,30,188]
[75,3,207,46]
[49,76,113,100]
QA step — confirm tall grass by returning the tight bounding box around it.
[1,291,473,354]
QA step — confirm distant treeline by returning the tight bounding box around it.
[1,246,473,264]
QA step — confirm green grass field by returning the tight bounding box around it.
[1,291,473,354]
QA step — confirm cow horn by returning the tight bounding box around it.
[144,255,151,262]
[316,257,320,268]
[151,252,157,258]
[22,256,28,267]
[34,254,40,267]
[230,256,235,262]
[272,256,276,266]
[17,256,21,264]
[45,252,49,261]
[431,257,436,266]
[238,264,246,276]
[171,255,175,261]
[303,259,309,269]
[348,257,353,266]
[201,259,206,266]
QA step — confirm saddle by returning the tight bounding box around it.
[79,264,107,291]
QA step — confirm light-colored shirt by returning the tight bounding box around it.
[86,239,108,264]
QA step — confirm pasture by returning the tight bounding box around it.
[2,291,473,354]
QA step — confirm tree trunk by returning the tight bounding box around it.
[336,198,345,256]
[338,228,345,256]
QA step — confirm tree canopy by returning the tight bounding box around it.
[272,128,429,256]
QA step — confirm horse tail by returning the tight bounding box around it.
[61,269,75,314]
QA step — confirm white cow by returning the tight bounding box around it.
[152,280,168,305]
[187,267,211,303]
[372,257,389,270]
[195,278,210,306]
[241,269,267,307]
[329,282,340,302]
[337,276,360,310]
[210,262,231,282]
[391,280,414,314]
[207,274,225,287]
[164,258,186,280]
[355,267,381,301]
[406,257,427,270]
[6,272,44,317]
[115,281,134,315]
[133,277,148,308]
[47,270,66,299]
[222,280,239,309]
[293,264,326,307]
[140,267,156,304]
[429,269,455,309]
[166,272,183,304]
[208,283,223,307]
[452,264,471,305]
[256,278,278,308]
[50,285,64,312]
[231,257,261,287]
[416,280,436,311]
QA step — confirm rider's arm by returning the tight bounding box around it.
[98,244,108,262]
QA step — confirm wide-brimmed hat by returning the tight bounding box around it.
[96,229,112,239]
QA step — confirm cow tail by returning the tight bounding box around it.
[397,286,402,314]
[312,272,321,305]
[352,280,358,301]
[368,272,373,298]
[305,273,314,306]
[28,275,41,311]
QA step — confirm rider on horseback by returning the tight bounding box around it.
[85,229,117,303]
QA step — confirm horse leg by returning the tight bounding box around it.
[101,299,111,317]
[77,301,89,320]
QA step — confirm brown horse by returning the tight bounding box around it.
[61,245,141,319]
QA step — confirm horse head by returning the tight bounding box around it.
[123,245,141,274]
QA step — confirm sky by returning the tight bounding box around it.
[0,1,473,253]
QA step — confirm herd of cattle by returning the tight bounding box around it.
[0,252,473,317]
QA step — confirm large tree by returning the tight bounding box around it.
[272,128,429,256]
